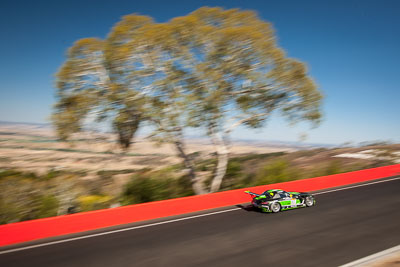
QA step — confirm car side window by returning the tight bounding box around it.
[280,193,289,198]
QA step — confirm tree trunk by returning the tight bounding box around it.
[174,140,206,195]
[209,130,230,193]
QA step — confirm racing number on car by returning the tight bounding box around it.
[290,198,297,207]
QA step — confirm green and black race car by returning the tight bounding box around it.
[245,189,315,213]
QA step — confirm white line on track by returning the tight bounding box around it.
[313,176,400,195]
[340,244,400,267]
[1,176,399,255]
[0,208,241,255]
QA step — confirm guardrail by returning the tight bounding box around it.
[1,164,399,247]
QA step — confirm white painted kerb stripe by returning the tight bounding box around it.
[340,244,400,267]
[0,176,399,255]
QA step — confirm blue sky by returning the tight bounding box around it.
[0,0,399,145]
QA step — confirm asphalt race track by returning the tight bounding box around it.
[1,177,400,267]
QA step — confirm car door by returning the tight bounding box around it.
[278,193,293,208]
[290,195,302,207]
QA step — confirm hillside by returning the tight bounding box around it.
[0,123,399,224]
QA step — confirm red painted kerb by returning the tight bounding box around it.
[1,164,399,247]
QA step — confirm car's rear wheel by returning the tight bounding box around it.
[270,202,281,213]
[305,196,314,207]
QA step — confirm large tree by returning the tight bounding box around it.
[52,7,323,194]
[145,7,323,192]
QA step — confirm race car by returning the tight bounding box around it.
[245,189,315,213]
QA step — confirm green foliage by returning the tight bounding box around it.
[255,159,291,185]
[0,169,37,180]
[0,169,21,179]
[226,160,242,177]
[0,197,19,224]
[43,169,64,180]
[97,169,137,179]
[324,160,342,176]
[0,192,59,223]
[37,195,59,219]
[78,195,112,212]
[121,170,194,205]
[113,109,141,150]
[0,169,70,223]
[230,152,287,162]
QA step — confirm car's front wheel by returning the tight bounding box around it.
[270,202,281,213]
[305,196,314,207]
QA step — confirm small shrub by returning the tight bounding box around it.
[233,152,286,162]
[44,170,62,180]
[78,195,112,212]
[254,159,291,185]
[37,195,59,218]
[324,160,342,175]
[0,197,19,224]
[120,171,194,205]
[0,169,21,179]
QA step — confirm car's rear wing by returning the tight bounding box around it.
[244,190,260,197]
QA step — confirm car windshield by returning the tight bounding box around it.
[261,192,274,199]
[262,191,285,199]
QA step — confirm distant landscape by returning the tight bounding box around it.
[1,122,399,224]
